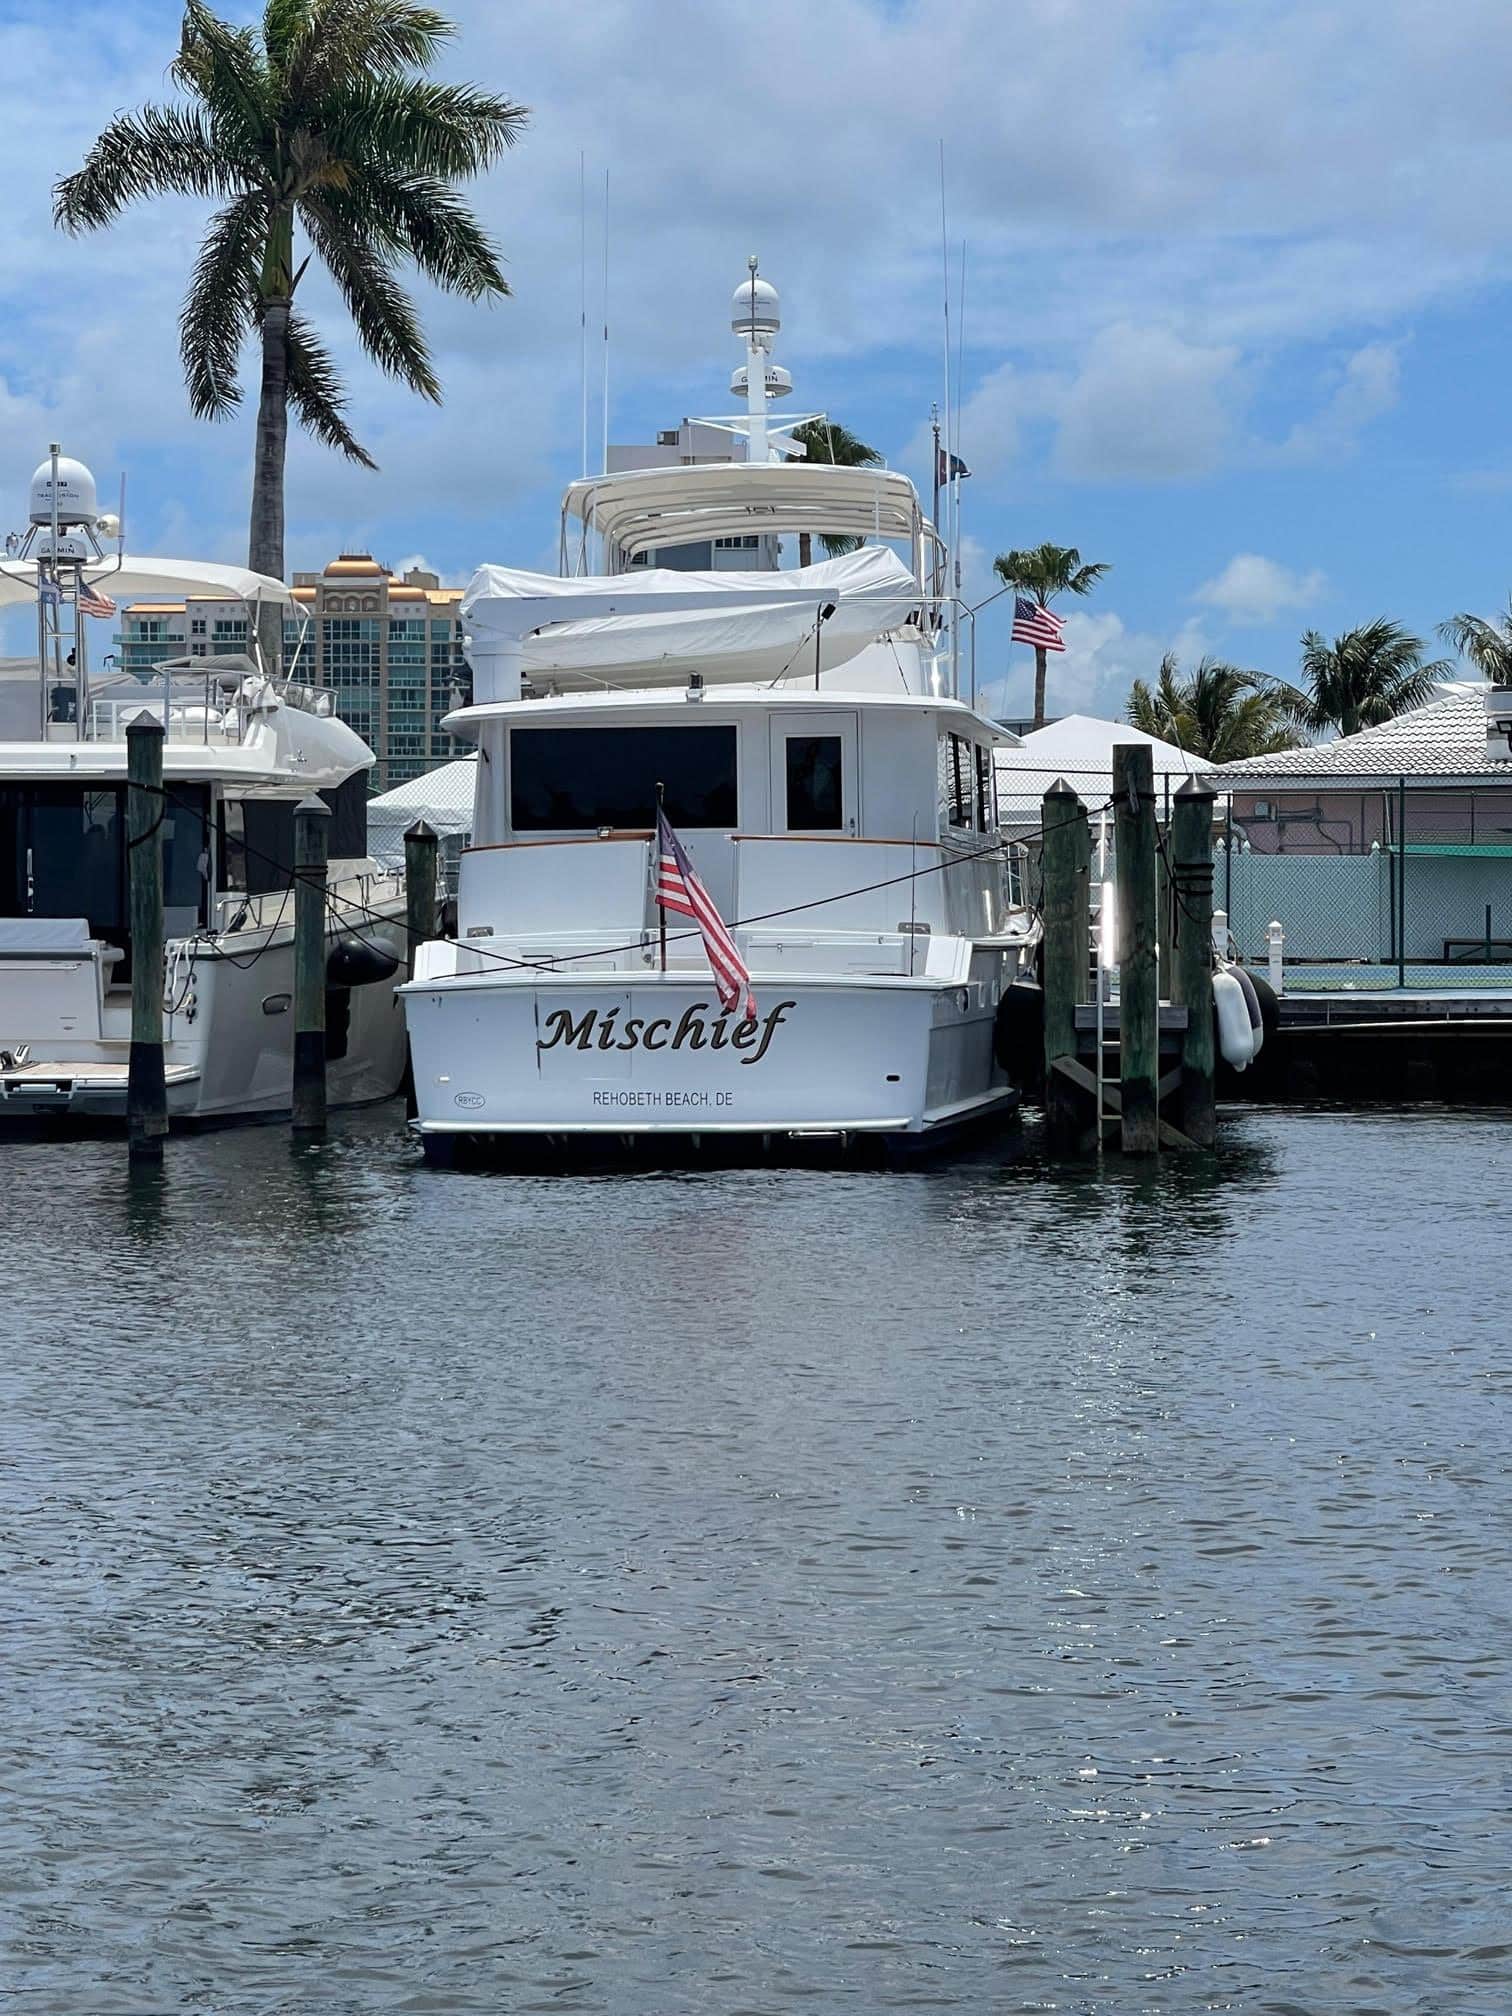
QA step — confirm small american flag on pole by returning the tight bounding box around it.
[655,806,755,1020]
[76,583,117,620]
[1010,596,1065,653]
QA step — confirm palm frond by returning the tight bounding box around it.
[340,170,508,298]
[792,418,882,469]
[301,198,438,394]
[316,77,527,181]
[284,0,452,97]
[179,193,265,417]
[993,541,1111,605]
[53,105,236,229]
[174,1,275,166]
[284,309,377,465]
[1438,606,1512,683]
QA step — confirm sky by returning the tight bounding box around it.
[2,0,1512,718]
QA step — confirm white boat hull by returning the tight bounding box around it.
[403,960,1018,1147]
[0,913,409,1123]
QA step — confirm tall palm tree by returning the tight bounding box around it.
[1127,653,1300,763]
[790,418,882,567]
[54,0,525,598]
[992,542,1109,730]
[1291,620,1450,738]
[1439,600,1512,685]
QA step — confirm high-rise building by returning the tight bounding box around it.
[114,552,470,789]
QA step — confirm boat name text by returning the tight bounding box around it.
[536,999,796,1066]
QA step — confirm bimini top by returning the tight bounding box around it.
[465,545,926,691]
[0,555,295,610]
[561,461,926,570]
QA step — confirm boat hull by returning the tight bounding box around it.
[403,964,1018,1151]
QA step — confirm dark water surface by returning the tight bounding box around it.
[4,1107,1512,2015]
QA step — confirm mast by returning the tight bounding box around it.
[743,255,770,465]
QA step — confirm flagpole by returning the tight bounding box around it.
[656,781,667,975]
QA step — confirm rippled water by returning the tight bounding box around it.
[4,1106,1512,2014]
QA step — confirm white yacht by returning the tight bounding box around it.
[0,451,409,1122]
[401,268,1037,1157]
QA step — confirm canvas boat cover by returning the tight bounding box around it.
[462,546,924,690]
[0,556,294,610]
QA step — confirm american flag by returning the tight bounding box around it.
[655,806,755,1020]
[77,583,117,620]
[1010,596,1065,653]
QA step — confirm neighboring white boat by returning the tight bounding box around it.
[0,450,409,1122]
[400,267,1038,1157]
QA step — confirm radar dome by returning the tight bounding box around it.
[29,454,99,529]
[731,272,780,340]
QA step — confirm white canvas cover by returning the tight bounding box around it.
[462,546,923,689]
[0,556,294,610]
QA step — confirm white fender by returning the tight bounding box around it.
[1230,963,1264,1057]
[1214,968,1255,1070]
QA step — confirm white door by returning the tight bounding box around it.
[769,712,859,835]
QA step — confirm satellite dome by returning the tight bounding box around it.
[731,271,780,339]
[29,454,99,529]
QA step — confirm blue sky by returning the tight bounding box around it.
[3,0,1512,717]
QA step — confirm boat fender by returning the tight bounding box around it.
[1247,970,1279,1055]
[1230,963,1264,1056]
[994,977,1044,1081]
[326,933,400,987]
[1213,969,1255,1071]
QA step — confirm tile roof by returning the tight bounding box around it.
[1218,685,1512,782]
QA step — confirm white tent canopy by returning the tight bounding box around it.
[462,545,924,691]
[0,555,294,610]
[996,713,1210,827]
[366,757,478,875]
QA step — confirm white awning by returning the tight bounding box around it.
[0,556,294,611]
[561,460,923,564]
[463,545,926,690]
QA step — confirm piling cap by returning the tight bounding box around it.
[404,818,438,842]
[1043,774,1084,803]
[294,793,331,817]
[1175,772,1217,803]
[125,709,165,735]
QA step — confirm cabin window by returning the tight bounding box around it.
[510,724,738,832]
[784,736,844,831]
[975,744,993,833]
[948,734,971,828]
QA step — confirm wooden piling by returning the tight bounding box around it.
[126,715,168,1160]
[1041,777,1093,1153]
[404,818,438,980]
[1113,742,1159,1153]
[292,795,331,1134]
[1171,775,1217,1148]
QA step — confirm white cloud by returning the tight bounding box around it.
[982,607,1210,722]
[1194,553,1327,625]
[1054,324,1242,481]
[1268,342,1403,464]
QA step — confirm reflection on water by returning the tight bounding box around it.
[3,1106,1511,2013]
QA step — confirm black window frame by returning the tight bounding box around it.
[975,743,993,833]
[782,732,846,832]
[948,733,971,828]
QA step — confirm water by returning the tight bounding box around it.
[4,1107,1512,2015]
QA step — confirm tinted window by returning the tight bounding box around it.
[784,735,843,830]
[511,725,737,831]
[949,734,971,827]
[975,744,993,833]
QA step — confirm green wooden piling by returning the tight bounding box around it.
[1171,775,1217,1148]
[404,818,438,980]
[1041,777,1092,1153]
[292,795,331,1134]
[1113,742,1159,1153]
[126,715,168,1160]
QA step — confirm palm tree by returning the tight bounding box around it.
[992,542,1110,730]
[1127,653,1300,763]
[790,418,882,567]
[1439,600,1512,685]
[1291,620,1451,738]
[54,0,525,600]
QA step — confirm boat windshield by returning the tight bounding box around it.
[0,783,211,967]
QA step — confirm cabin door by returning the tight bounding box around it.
[769,712,858,836]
